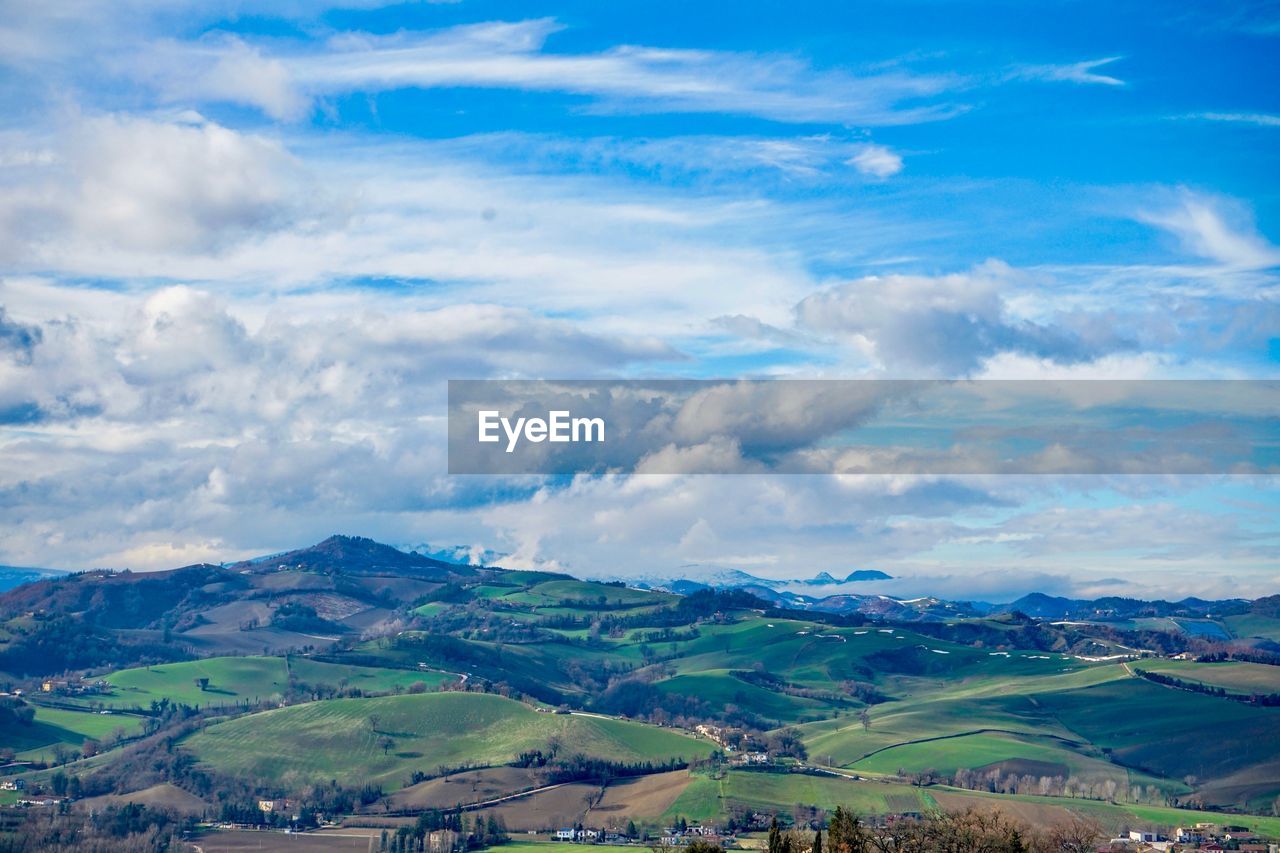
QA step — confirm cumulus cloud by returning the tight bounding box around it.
[0,115,320,261]
[0,284,683,568]
[793,261,1127,375]
[71,115,316,254]
[846,143,903,178]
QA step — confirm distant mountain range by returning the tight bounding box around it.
[1,538,1267,627]
[631,566,1256,623]
[631,564,893,592]
[0,564,68,593]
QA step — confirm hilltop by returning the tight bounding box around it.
[0,536,481,675]
[0,535,1277,845]
[231,534,475,579]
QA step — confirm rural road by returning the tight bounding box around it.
[385,780,575,816]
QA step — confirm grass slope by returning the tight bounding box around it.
[62,656,453,710]
[183,693,712,788]
[665,770,932,822]
[5,706,145,762]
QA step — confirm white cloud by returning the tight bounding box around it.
[792,261,1125,375]
[1138,191,1280,269]
[1010,56,1125,86]
[171,37,309,122]
[282,20,964,125]
[466,473,1278,599]
[0,115,319,260]
[0,282,683,568]
[1186,112,1280,128]
[242,20,963,126]
[846,143,903,178]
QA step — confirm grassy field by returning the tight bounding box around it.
[349,607,1280,816]
[93,656,291,708]
[496,580,676,614]
[648,769,1280,838]
[183,693,713,788]
[1030,677,1280,789]
[851,731,1108,780]
[655,671,829,723]
[934,786,1280,837]
[4,705,145,762]
[1225,612,1280,641]
[289,658,455,693]
[794,662,1280,805]
[664,770,933,822]
[1137,659,1280,693]
[59,656,454,711]
[489,844,634,853]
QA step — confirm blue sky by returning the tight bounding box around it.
[0,0,1276,598]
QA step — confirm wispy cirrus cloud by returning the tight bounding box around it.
[286,19,967,126]
[1138,190,1280,269]
[54,16,1139,128]
[1182,111,1280,127]
[1008,56,1126,86]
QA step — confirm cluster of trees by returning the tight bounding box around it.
[0,803,196,853]
[377,810,508,853]
[732,668,863,708]
[0,696,35,728]
[941,768,1172,806]
[269,601,342,634]
[771,807,1103,853]
[591,673,787,735]
[637,627,701,644]
[0,615,191,676]
[1135,668,1280,705]
[539,753,689,785]
[1194,646,1280,666]
[553,595,642,612]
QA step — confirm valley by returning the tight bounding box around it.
[2,536,1279,848]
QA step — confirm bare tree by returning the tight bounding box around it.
[1043,814,1103,853]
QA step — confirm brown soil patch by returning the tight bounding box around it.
[591,770,692,821]
[385,766,542,811]
[75,783,209,816]
[472,782,602,831]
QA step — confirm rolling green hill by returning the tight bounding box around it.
[181,692,714,788]
[58,656,455,710]
[3,705,145,762]
[3,537,1278,838]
